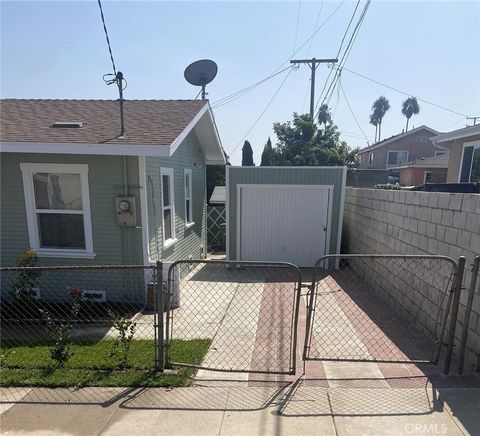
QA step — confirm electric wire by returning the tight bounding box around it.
[211,66,293,108]
[228,67,294,156]
[212,1,345,109]
[318,0,370,110]
[339,80,370,142]
[340,66,469,118]
[305,0,325,58]
[292,0,302,56]
[97,0,117,75]
[315,0,362,111]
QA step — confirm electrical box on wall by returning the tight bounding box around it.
[115,196,136,227]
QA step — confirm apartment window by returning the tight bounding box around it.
[387,151,409,166]
[161,168,176,246]
[416,136,428,143]
[369,152,374,167]
[460,144,480,183]
[20,163,94,258]
[184,169,194,227]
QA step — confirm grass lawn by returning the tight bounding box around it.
[0,339,211,388]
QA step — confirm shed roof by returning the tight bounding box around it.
[209,186,226,204]
[389,153,449,170]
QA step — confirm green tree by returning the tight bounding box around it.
[241,140,255,166]
[317,104,332,130]
[272,113,359,167]
[260,137,274,166]
[371,96,390,142]
[401,97,420,132]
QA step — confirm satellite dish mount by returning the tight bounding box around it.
[184,59,218,100]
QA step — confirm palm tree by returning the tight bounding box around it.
[371,96,390,142]
[401,97,420,132]
[317,104,332,130]
[369,113,380,143]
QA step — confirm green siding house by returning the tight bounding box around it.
[0,99,225,276]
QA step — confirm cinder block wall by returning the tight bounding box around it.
[343,188,480,369]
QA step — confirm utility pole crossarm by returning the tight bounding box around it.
[290,58,338,119]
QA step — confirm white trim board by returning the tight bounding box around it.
[19,162,95,258]
[138,156,150,265]
[2,141,170,157]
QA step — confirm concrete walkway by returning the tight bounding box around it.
[1,383,479,435]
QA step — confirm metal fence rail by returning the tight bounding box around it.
[165,260,302,374]
[304,255,460,366]
[0,265,159,370]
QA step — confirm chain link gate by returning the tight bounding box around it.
[164,260,302,374]
[303,255,460,366]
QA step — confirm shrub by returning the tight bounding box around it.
[40,301,80,368]
[374,183,401,190]
[10,251,40,301]
[108,309,136,368]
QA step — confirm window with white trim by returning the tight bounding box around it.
[184,169,194,227]
[387,151,409,166]
[20,163,94,257]
[368,152,374,167]
[161,168,176,246]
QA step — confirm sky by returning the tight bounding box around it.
[1,1,479,165]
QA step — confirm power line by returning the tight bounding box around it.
[340,66,469,118]
[97,0,117,75]
[292,0,302,56]
[228,68,294,156]
[319,0,371,110]
[305,0,325,57]
[211,65,293,108]
[211,1,345,110]
[339,80,370,142]
[316,0,362,110]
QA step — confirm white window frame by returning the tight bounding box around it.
[458,141,480,183]
[20,163,95,258]
[160,167,177,248]
[184,169,194,228]
[387,150,409,167]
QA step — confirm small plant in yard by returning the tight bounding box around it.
[108,309,137,368]
[10,251,40,301]
[40,301,80,368]
[375,183,401,190]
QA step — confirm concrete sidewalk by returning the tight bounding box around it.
[1,383,479,435]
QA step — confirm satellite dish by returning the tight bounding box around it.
[184,59,218,100]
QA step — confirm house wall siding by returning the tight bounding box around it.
[359,128,445,169]
[343,187,480,369]
[227,166,346,261]
[0,152,143,267]
[145,129,206,263]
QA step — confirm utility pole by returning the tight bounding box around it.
[467,116,478,126]
[290,58,338,119]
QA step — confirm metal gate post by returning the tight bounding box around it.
[458,256,480,375]
[443,256,465,375]
[156,261,164,372]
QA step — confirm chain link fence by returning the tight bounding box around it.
[0,265,159,372]
[304,255,459,365]
[165,260,302,374]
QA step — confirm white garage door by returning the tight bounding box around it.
[238,185,330,267]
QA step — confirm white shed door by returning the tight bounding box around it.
[238,185,330,267]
